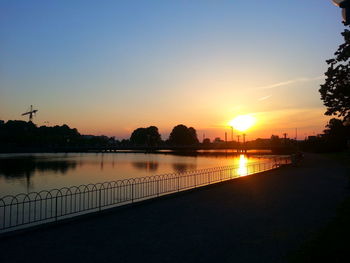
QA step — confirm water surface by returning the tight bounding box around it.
[0,153,273,196]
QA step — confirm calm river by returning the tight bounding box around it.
[0,152,276,196]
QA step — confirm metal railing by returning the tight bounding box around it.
[0,157,290,233]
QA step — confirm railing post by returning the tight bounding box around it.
[131,182,134,203]
[157,180,160,197]
[177,175,180,192]
[99,189,102,211]
[55,196,58,221]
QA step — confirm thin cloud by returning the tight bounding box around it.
[258,95,272,101]
[253,76,324,90]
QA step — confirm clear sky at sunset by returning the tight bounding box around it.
[0,0,346,140]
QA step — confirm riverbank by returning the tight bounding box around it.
[0,153,348,263]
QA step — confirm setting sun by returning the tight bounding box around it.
[229,115,256,132]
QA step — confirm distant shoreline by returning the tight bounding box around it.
[0,147,293,156]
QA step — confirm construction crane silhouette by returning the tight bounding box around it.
[22,105,38,122]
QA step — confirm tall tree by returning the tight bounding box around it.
[168,124,199,146]
[129,126,161,146]
[320,29,350,122]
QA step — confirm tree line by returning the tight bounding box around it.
[0,121,200,150]
[1,119,348,153]
[129,124,199,146]
[0,120,113,149]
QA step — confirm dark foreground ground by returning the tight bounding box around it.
[0,153,349,263]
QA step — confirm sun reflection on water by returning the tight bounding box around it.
[238,154,248,176]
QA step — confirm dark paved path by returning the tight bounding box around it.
[1,154,349,263]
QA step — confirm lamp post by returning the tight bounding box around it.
[242,133,246,153]
[227,125,234,150]
[332,0,350,25]
[236,135,241,153]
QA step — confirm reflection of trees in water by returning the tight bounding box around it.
[132,161,159,172]
[0,157,77,179]
[172,163,197,173]
[100,154,104,171]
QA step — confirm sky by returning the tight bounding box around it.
[0,0,347,140]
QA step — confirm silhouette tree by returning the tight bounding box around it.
[323,118,350,150]
[130,126,161,146]
[270,135,281,147]
[130,128,146,145]
[320,29,350,122]
[202,138,211,145]
[0,120,37,146]
[168,124,199,146]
